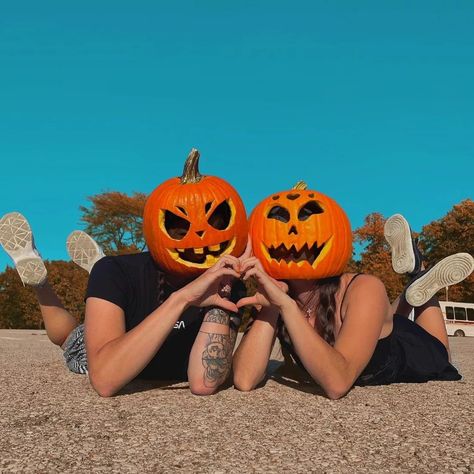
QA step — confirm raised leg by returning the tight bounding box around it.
[33,282,79,347]
[393,293,449,351]
[0,212,78,347]
[383,213,471,355]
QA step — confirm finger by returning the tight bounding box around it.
[252,258,265,272]
[214,268,241,280]
[241,256,264,271]
[242,265,269,280]
[221,255,239,266]
[213,255,240,271]
[236,296,259,308]
[214,297,239,313]
[275,280,289,293]
[239,257,260,273]
[242,267,261,281]
[241,237,253,260]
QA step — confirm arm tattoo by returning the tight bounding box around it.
[203,308,230,325]
[200,332,232,388]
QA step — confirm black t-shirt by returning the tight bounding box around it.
[86,252,202,381]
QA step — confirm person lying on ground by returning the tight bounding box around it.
[233,183,472,399]
[0,150,249,397]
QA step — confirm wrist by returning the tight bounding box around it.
[169,289,191,311]
[277,295,297,313]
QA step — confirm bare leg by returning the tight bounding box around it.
[34,282,79,348]
[1,214,106,351]
[383,214,472,359]
[393,292,450,353]
[412,297,450,352]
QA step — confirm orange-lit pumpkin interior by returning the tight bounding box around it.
[249,181,352,280]
[143,149,248,277]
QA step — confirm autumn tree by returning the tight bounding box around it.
[352,212,406,301]
[0,267,35,328]
[0,261,88,329]
[80,191,148,255]
[419,199,474,302]
[352,202,473,303]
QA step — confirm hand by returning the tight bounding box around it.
[236,257,290,309]
[215,236,253,300]
[178,256,241,313]
[237,236,253,268]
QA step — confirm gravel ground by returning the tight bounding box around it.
[0,330,473,473]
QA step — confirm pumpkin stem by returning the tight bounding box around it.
[292,180,308,190]
[181,149,203,184]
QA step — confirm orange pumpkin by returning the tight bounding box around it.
[143,149,248,277]
[249,181,352,280]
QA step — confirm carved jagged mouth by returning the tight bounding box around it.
[168,239,235,267]
[176,240,231,264]
[267,241,326,266]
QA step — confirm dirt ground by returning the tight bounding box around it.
[0,329,473,473]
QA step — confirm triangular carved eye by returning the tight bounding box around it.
[267,206,290,223]
[208,200,231,230]
[298,201,324,221]
[164,210,190,240]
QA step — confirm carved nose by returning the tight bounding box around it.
[288,225,298,235]
[196,230,205,237]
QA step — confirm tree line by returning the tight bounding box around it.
[0,193,472,329]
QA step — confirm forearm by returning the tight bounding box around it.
[87,291,188,397]
[279,299,352,399]
[187,308,239,395]
[233,308,279,391]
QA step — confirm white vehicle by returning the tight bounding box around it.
[439,301,474,337]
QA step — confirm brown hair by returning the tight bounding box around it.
[314,276,341,346]
[294,276,341,346]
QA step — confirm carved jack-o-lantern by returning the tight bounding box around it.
[249,181,352,280]
[143,149,248,277]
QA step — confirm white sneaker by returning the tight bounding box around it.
[405,253,474,307]
[66,230,105,273]
[384,214,417,274]
[0,212,47,286]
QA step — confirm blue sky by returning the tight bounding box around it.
[1,1,473,270]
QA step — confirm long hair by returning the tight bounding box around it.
[296,276,341,346]
[314,276,341,346]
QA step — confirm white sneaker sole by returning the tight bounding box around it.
[384,214,415,274]
[406,253,474,307]
[66,230,104,273]
[0,212,47,286]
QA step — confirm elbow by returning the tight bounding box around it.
[325,389,347,400]
[88,371,119,398]
[233,372,259,392]
[324,382,351,400]
[189,383,218,396]
[95,385,117,398]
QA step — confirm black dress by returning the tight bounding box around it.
[276,277,462,386]
[354,314,461,385]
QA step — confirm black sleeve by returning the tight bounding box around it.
[86,257,129,311]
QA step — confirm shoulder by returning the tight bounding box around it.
[91,252,155,275]
[341,273,388,302]
[339,273,391,326]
